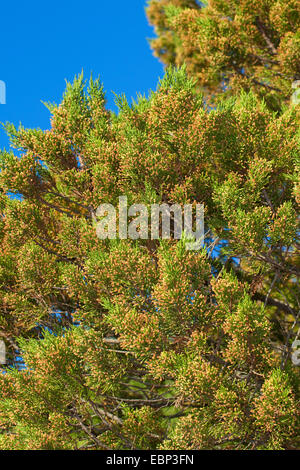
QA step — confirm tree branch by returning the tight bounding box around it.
[255,18,278,55]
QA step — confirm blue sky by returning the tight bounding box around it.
[0,1,164,150]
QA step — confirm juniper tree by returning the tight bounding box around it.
[146,0,300,110]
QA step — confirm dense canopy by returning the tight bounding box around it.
[147,0,300,110]
[0,0,299,451]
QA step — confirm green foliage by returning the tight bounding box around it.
[0,6,299,450]
[147,0,300,111]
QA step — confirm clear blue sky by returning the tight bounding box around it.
[0,1,164,150]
